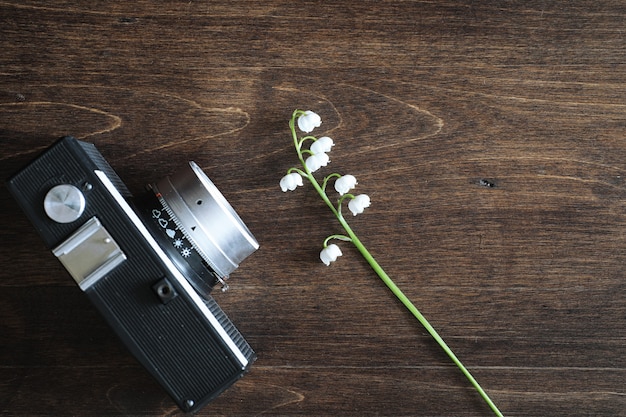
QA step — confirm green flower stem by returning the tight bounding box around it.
[322,173,342,193]
[309,176,503,417]
[290,111,308,168]
[323,234,352,247]
[337,215,503,417]
[289,109,503,416]
[287,167,307,176]
[337,193,355,212]
[298,135,317,149]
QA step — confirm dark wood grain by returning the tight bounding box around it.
[1,1,625,416]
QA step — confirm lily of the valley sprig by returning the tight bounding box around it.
[280,109,504,417]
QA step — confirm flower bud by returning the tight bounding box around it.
[320,244,342,266]
[279,172,303,192]
[305,152,330,172]
[310,136,334,154]
[334,174,357,195]
[297,110,322,133]
[348,194,371,216]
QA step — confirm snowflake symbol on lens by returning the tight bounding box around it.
[173,238,183,248]
[180,247,192,258]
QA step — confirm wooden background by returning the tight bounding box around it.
[1,1,625,416]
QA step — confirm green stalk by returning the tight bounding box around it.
[288,110,503,417]
[338,215,502,417]
[313,179,503,417]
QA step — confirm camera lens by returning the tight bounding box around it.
[136,162,258,296]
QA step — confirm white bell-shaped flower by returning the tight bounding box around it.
[334,174,358,195]
[305,152,330,172]
[320,244,342,266]
[297,110,322,133]
[279,172,303,192]
[348,194,371,216]
[310,136,334,154]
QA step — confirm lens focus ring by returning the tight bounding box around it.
[152,162,258,279]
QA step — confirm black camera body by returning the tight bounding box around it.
[7,137,258,413]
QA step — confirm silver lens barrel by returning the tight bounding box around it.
[152,162,258,279]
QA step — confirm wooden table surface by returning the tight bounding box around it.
[1,1,625,416]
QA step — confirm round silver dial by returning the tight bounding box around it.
[43,184,86,223]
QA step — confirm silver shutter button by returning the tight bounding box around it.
[44,184,86,223]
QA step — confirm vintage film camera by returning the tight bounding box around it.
[7,137,259,412]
